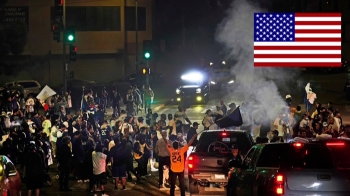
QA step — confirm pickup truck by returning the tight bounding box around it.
[235,142,350,196]
[187,129,254,194]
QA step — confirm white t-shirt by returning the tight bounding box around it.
[92,151,107,175]
[119,123,134,134]
[175,111,189,125]
[273,117,284,137]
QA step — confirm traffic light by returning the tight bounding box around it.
[69,45,77,62]
[143,40,152,60]
[142,68,150,74]
[52,19,60,42]
[54,0,63,16]
[66,26,75,43]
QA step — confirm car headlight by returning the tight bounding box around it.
[176,89,181,94]
[227,80,234,84]
[196,88,201,94]
[210,81,216,85]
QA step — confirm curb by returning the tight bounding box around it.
[153,99,173,112]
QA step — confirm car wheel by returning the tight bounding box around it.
[189,182,199,194]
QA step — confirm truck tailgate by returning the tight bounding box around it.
[286,169,350,193]
[189,153,231,174]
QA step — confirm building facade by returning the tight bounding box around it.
[0,0,153,86]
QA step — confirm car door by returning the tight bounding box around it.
[4,157,21,196]
[237,146,257,196]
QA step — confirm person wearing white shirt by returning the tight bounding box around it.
[117,110,127,122]
[92,144,108,196]
[50,121,58,158]
[174,106,192,134]
[202,110,215,130]
[299,114,310,128]
[333,111,341,132]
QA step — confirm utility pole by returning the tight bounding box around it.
[146,60,149,85]
[63,0,67,94]
[135,0,139,71]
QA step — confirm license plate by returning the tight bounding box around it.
[186,96,191,98]
[214,174,225,179]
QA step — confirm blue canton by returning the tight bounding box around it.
[254,13,296,42]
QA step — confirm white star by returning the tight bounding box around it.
[263,20,266,23]
[276,38,279,40]
[276,26,279,29]
[289,14,293,17]
[270,14,273,17]
[290,26,293,29]
[286,35,289,37]
[263,14,266,17]
[267,29,269,32]
[260,23,263,26]
[283,20,286,23]
[280,23,283,26]
[256,32,259,35]
[269,38,273,40]
[286,18,289,20]
[263,26,266,29]
[269,20,273,23]
[260,17,263,20]
[273,35,276,37]
[276,14,279,17]
[273,23,276,26]
[273,29,276,32]
[276,20,279,23]
[280,29,283,32]
[290,20,293,23]
[286,23,289,26]
[276,32,279,35]
[267,34,269,37]
[256,14,259,17]
[280,17,283,20]
[263,32,266,35]
[270,26,273,29]
[290,38,293,40]
[256,20,259,23]
[280,34,283,37]
[290,32,293,34]
[256,38,259,41]
[283,14,286,17]
[266,17,269,20]
[259,29,262,32]
[263,38,266,40]
[283,38,286,40]
[273,17,276,20]
[283,26,286,29]
[256,26,259,29]
[259,35,262,37]
[287,29,289,32]
[266,23,269,26]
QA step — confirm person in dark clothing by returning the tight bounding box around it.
[57,136,72,191]
[133,134,146,179]
[226,145,243,196]
[122,134,139,182]
[72,131,86,182]
[270,130,284,143]
[186,122,199,146]
[32,112,43,134]
[110,137,127,190]
[85,146,95,192]
[24,143,45,196]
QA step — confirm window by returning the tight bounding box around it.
[256,145,335,169]
[243,147,256,168]
[51,6,121,31]
[18,82,38,88]
[124,6,146,31]
[196,132,253,155]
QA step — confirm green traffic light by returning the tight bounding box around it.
[144,52,150,59]
[68,35,74,41]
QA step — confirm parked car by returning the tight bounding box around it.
[0,80,41,98]
[0,155,22,196]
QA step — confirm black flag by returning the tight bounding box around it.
[215,106,243,128]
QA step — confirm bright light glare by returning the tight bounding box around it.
[227,80,234,84]
[197,96,202,101]
[181,72,203,82]
[176,98,181,101]
[210,81,216,85]
[196,88,201,93]
[176,89,181,94]
[144,52,150,58]
[210,62,213,66]
[222,61,226,65]
[68,35,74,41]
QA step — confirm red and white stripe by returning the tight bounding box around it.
[254,13,342,67]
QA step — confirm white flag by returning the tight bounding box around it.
[36,85,56,101]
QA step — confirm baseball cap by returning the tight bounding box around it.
[193,122,199,126]
[231,144,238,149]
[272,130,279,135]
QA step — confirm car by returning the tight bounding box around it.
[121,71,164,86]
[0,80,41,98]
[175,71,210,104]
[209,69,236,89]
[0,155,22,196]
[232,142,350,196]
[187,129,254,194]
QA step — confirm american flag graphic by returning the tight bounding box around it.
[254,13,341,67]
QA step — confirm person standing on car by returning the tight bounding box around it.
[166,133,198,196]
[226,144,244,196]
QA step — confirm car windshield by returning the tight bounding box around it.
[256,144,335,169]
[195,131,253,155]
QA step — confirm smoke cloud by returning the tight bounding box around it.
[215,0,299,119]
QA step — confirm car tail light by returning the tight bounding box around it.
[222,132,228,136]
[274,174,284,195]
[293,143,303,147]
[326,142,344,146]
[188,155,198,170]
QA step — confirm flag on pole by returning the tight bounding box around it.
[215,107,243,128]
[254,13,341,67]
[36,85,56,111]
